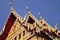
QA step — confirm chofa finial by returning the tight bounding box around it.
[9,1,14,11]
[38,11,43,20]
[26,6,30,15]
[54,23,58,29]
[38,11,41,19]
[26,6,29,11]
[38,11,40,16]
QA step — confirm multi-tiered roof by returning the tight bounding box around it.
[0,2,60,40]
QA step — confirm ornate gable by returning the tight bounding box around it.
[0,9,23,40]
[0,13,16,40]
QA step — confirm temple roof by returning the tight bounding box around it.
[0,5,60,40]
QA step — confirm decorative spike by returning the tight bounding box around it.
[38,12,40,19]
[38,12,40,16]
[26,6,30,15]
[9,1,14,11]
[24,15,27,21]
[38,11,43,20]
[40,16,43,20]
[26,6,29,10]
[54,23,58,30]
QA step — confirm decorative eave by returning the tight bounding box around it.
[40,16,54,30]
[39,16,60,38]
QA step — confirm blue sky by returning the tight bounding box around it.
[0,0,60,31]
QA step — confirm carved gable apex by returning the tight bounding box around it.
[0,9,23,40]
[6,9,24,38]
[27,13,40,25]
[10,9,24,22]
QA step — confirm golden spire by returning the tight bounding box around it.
[9,1,14,11]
